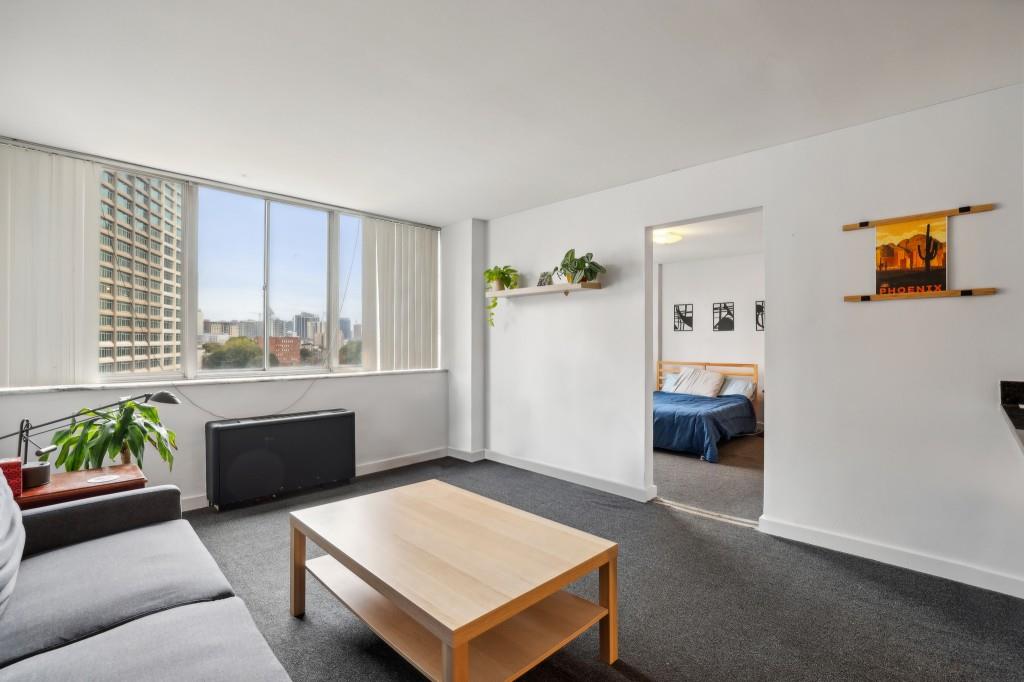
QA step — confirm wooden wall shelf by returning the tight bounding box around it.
[491,282,602,298]
[842,204,995,231]
[844,287,997,303]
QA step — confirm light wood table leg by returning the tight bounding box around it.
[291,525,306,617]
[599,556,618,664]
[442,641,469,682]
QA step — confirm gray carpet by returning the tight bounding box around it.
[186,458,1024,681]
[655,435,764,520]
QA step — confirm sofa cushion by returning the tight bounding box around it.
[0,519,233,668]
[0,475,24,620]
[1,596,290,681]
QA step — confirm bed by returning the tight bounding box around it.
[653,361,758,463]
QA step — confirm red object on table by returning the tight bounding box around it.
[0,459,22,498]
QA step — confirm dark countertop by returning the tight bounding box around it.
[999,381,1024,452]
[1003,403,1024,429]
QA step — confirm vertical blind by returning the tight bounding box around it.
[0,144,99,387]
[362,218,439,372]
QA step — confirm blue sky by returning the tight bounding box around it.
[197,187,362,325]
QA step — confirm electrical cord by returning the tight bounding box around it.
[172,376,320,420]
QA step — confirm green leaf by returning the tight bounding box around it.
[154,436,173,471]
[90,424,114,469]
[51,428,70,446]
[107,433,123,459]
[127,425,144,462]
[134,404,159,422]
[67,427,91,471]
[54,440,72,468]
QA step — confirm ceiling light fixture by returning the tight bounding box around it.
[652,228,684,245]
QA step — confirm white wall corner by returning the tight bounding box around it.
[442,218,488,455]
[447,447,486,462]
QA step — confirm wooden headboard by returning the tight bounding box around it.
[656,361,758,391]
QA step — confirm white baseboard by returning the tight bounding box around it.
[356,447,448,477]
[484,449,656,502]
[758,515,1024,600]
[181,493,209,512]
[447,447,485,462]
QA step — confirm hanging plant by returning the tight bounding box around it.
[483,265,519,327]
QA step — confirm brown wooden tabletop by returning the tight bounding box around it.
[16,463,147,510]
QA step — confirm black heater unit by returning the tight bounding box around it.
[205,409,355,509]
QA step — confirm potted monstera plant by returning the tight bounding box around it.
[554,249,606,284]
[484,265,519,327]
[43,399,178,471]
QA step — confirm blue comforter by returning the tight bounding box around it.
[653,391,756,462]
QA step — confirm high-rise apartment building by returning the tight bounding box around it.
[293,311,320,341]
[98,170,183,375]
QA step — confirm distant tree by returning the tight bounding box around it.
[202,336,263,369]
[339,340,362,366]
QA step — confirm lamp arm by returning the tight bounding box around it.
[0,393,153,442]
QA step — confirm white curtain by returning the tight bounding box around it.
[0,144,99,387]
[362,217,439,371]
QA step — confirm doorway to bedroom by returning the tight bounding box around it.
[649,208,765,523]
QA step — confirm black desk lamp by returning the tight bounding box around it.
[0,390,180,489]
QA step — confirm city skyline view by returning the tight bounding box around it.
[196,186,363,325]
[195,186,364,369]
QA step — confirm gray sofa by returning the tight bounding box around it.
[0,480,289,681]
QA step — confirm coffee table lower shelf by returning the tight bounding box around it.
[306,555,607,681]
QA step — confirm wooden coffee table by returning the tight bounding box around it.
[289,479,618,681]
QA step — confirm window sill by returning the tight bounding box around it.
[0,368,447,396]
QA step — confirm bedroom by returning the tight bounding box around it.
[652,209,765,522]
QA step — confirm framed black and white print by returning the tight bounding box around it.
[712,302,735,331]
[755,300,765,331]
[673,304,693,331]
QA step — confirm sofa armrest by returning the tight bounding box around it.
[21,485,181,557]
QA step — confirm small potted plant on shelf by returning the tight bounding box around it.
[484,265,520,326]
[42,400,178,471]
[553,249,606,284]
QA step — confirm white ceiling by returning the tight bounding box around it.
[654,209,763,263]
[1,1,1021,226]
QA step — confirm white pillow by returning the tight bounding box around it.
[719,376,755,400]
[672,367,725,397]
[661,372,681,391]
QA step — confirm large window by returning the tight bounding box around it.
[197,189,335,372]
[337,215,363,368]
[268,202,328,369]
[0,142,438,389]
[196,188,265,370]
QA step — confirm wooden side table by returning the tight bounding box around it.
[16,463,147,510]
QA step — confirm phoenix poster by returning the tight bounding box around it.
[875,217,947,295]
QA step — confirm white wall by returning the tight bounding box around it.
[659,253,765,418]
[485,85,1024,597]
[0,371,448,509]
[442,219,486,459]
